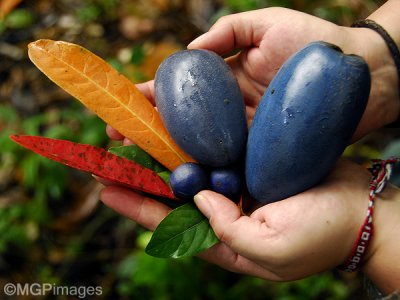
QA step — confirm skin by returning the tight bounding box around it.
[101,1,400,294]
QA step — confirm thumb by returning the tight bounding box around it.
[194,191,275,261]
[194,190,242,241]
[187,13,257,55]
[187,26,234,55]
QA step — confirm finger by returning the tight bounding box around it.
[225,53,266,117]
[93,175,121,187]
[100,186,171,230]
[194,190,276,261]
[198,242,283,281]
[106,125,124,140]
[122,138,135,146]
[105,125,139,145]
[187,11,266,55]
[101,187,280,281]
[136,80,155,105]
[103,125,135,147]
[106,125,150,146]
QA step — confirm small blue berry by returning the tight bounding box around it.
[210,167,243,200]
[170,163,208,200]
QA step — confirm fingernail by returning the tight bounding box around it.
[194,193,212,218]
[91,174,102,183]
[187,33,206,49]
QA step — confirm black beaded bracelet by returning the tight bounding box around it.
[351,19,400,127]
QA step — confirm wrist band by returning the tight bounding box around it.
[351,19,400,88]
[337,157,400,272]
[351,19,400,127]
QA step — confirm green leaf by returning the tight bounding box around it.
[108,144,170,184]
[145,203,219,258]
[5,9,35,29]
[131,44,146,65]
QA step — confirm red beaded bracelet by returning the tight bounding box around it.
[337,157,400,272]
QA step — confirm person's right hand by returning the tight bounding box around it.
[187,7,399,140]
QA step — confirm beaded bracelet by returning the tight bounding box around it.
[337,158,400,272]
[351,19,400,127]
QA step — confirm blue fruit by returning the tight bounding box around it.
[210,167,243,200]
[155,49,247,167]
[170,162,208,200]
[246,41,371,204]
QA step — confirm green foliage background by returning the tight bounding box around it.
[0,0,397,299]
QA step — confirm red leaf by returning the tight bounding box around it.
[10,135,177,200]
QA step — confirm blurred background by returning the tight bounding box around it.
[0,0,399,299]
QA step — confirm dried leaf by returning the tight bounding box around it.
[27,39,193,171]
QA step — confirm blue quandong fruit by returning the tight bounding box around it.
[154,49,248,167]
[170,161,244,201]
[170,162,209,200]
[210,167,244,201]
[246,41,371,204]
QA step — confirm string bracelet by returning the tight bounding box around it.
[351,19,400,127]
[337,157,400,272]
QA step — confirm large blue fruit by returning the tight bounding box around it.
[246,41,371,204]
[154,49,247,167]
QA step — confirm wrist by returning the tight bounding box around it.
[362,183,400,294]
[341,26,399,138]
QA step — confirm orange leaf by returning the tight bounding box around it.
[0,0,22,19]
[28,39,193,171]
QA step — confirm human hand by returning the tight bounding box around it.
[187,7,399,139]
[99,154,400,293]
[109,7,398,143]
[193,159,371,281]
[99,158,370,280]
